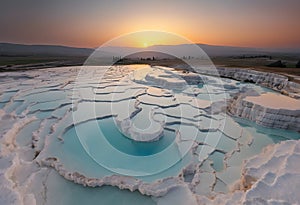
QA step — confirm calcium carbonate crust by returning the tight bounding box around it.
[227,93,300,132]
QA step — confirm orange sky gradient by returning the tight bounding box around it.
[0,0,299,48]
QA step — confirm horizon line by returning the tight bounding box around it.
[1,41,300,51]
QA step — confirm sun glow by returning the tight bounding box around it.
[107,31,190,48]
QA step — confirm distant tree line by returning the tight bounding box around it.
[267,60,300,68]
[112,56,122,61]
[140,57,156,61]
[182,56,193,60]
[234,55,272,59]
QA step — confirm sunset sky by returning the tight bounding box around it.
[0,0,299,48]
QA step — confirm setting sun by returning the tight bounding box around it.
[108,30,189,48]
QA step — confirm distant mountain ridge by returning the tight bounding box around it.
[197,43,300,56]
[101,44,300,58]
[0,43,94,57]
[0,42,299,58]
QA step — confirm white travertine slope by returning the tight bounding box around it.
[197,140,300,205]
[228,92,300,131]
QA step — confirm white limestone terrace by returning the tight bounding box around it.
[174,64,300,99]
[131,66,189,90]
[228,90,300,131]
[245,92,300,110]
[0,64,299,205]
[114,104,166,142]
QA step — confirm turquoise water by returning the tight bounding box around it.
[208,151,225,172]
[208,117,300,174]
[235,117,300,142]
[100,117,175,156]
[64,115,300,179]
[0,90,18,102]
[23,90,66,103]
[60,112,300,184]
[61,118,190,178]
[0,102,5,109]
[44,120,191,183]
[16,120,41,146]
[4,100,23,113]
[34,111,53,119]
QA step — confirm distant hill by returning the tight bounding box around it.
[98,44,300,58]
[198,44,300,57]
[0,42,299,58]
[0,43,94,57]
